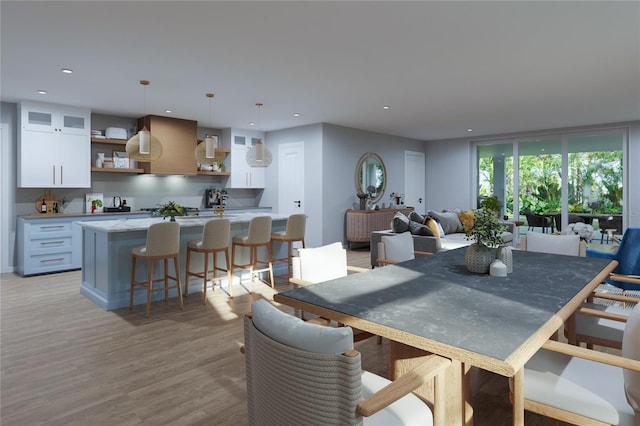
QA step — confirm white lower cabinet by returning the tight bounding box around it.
[17,213,149,276]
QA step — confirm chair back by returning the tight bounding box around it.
[614,227,640,276]
[294,242,348,283]
[244,300,361,425]
[525,231,580,256]
[284,214,306,240]
[524,211,548,228]
[144,222,180,256]
[200,218,230,250]
[246,216,272,245]
[622,303,640,412]
[381,231,415,263]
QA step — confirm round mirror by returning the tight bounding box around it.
[355,153,386,203]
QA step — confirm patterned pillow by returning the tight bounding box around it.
[391,212,410,233]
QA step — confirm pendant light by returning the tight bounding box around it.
[125,80,163,162]
[246,102,272,167]
[195,93,223,165]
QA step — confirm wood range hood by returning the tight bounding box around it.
[137,115,198,175]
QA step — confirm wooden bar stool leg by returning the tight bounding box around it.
[224,249,232,298]
[146,260,153,318]
[287,241,292,278]
[164,259,169,303]
[202,251,209,304]
[184,247,191,296]
[130,256,136,310]
[268,244,274,288]
[249,245,255,294]
[174,255,183,311]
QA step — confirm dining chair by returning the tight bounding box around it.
[289,242,379,343]
[243,299,451,426]
[521,231,582,256]
[376,231,433,266]
[270,213,306,277]
[231,215,274,293]
[510,303,640,426]
[129,221,183,318]
[184,218,231,302]
[524,211,551,233]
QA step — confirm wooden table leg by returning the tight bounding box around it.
[512,368,524,426]
[389,340,472,426]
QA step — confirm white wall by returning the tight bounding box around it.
[1,103,17,272]
[425,121,640,227]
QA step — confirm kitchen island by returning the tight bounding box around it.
[79,214,287,311]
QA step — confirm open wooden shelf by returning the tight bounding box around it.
[91,138,128,145]
[197,171,230,176]
[91,167,144,173]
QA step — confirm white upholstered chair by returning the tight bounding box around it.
[511,303,640,425]
[376,231,432,266]
[522,231,581,256]
[184,218,231,301]
[289,242,379,343]
[244,299,451,426]
[270,213,306,277]
[231,215,274,293]
[129,221,183,318]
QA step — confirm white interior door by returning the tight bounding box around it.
[278,142,305,215]
[404,150,426,215]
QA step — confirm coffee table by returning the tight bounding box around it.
[274,247,617,425]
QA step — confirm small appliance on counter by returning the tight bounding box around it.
[205,188,228,208]
[103,197,131,212]
[105,127,128,140]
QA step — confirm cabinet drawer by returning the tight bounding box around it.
[26,251,74,275]
[29,236,73,255]
[30,222,72,236]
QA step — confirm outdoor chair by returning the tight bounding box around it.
[524,211,551,233]
[243,299,451,426]
[510,303,640,425]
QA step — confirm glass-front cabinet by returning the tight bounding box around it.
[18,101,91,188]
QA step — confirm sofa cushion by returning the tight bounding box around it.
[408,220,434,236]
[382,232,415,262]
[423,217,440,237]
[390,212,410,233]
[526,232,580,256]
[429,210,463,234]
[408,211,425,223]
[458,210,475,232]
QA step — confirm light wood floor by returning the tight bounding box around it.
[2,249,562,425]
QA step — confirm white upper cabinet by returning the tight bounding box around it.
[18,101,91,188]
[224,129,266,188]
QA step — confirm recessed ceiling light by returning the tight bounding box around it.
[383,105,390,110]
[61,68,73,74]
[293,113,301,117]
[37,90,47,95]
[467,128,473,132]
[249,122,255,126]
[165,109,172,113]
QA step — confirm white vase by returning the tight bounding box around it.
[95,152,105,168]
[496,245,513,273]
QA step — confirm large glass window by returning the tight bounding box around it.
[476,131,625,236]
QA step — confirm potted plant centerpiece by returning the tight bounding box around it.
[158,201,184,221]
[464,208,506,273]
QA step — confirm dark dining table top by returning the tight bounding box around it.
[275,247,614,375]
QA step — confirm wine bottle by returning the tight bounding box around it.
[41,199,47,213]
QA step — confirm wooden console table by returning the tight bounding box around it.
[345,207,414,247]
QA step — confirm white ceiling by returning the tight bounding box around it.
[2,1,639,141]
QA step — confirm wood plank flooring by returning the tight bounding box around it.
[2,249,562,425]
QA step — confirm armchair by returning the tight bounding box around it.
[524,211,551,233]
[244,300,451,426]
[586,227,640,292]
[511,303,640,425]
[376,231,433,267]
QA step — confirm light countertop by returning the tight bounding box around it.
[78,213,288,233]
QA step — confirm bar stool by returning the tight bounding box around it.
[184,218,232,302]
[130,221,183,318]
[270,214,306,277]
[231,215,274,293]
